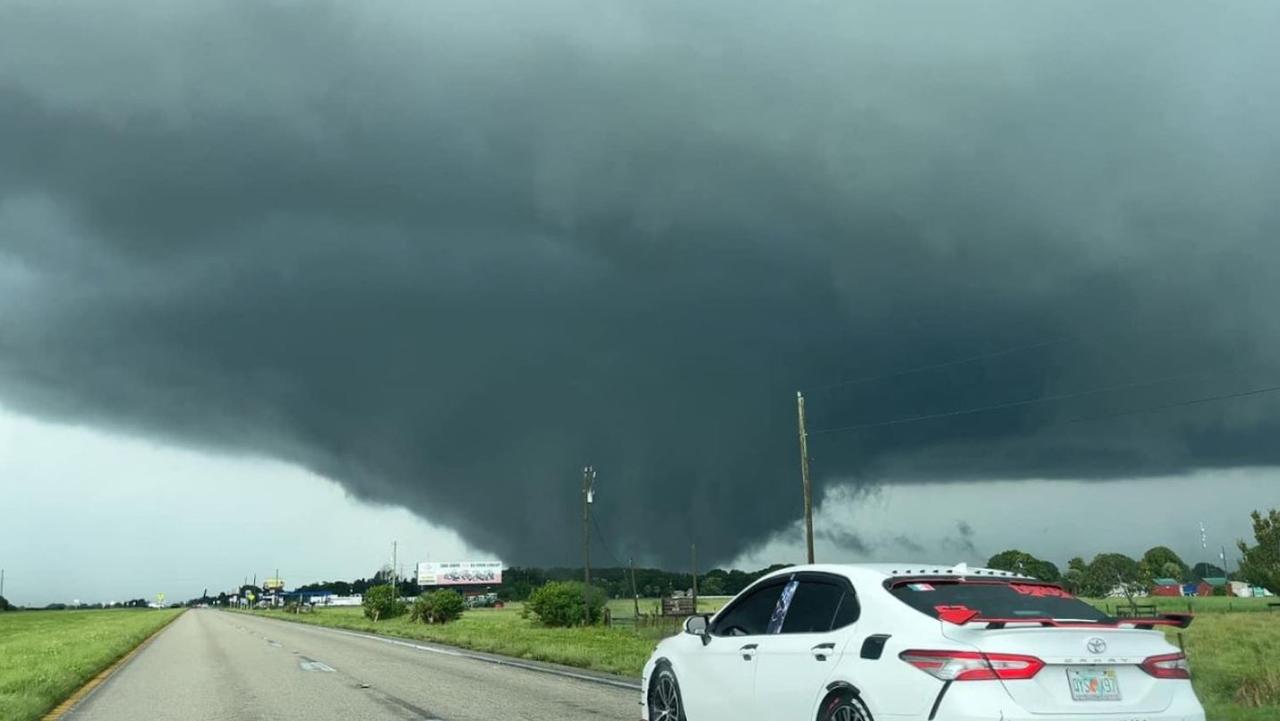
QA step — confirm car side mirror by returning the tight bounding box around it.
[684,614,711,645]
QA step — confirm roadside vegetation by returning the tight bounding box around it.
[526,580,607,627]
[1160,612,1280,721]
[0,608,182,721]
[409,589,465,624]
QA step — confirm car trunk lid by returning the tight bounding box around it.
[940,624,1180,714]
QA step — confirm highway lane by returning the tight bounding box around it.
[68,609,641,721]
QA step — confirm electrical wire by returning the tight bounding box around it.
[1063,383,1280,425]
[805,337,1070,393]
[591,514,624,568]
[809,368,1242,436]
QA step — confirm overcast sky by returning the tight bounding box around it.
[2,1,1279,604]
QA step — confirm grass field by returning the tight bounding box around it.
[1161,612,1280,721]
[1089,595,1277,615]
[0,608,183,721]
[250,596,1278,720]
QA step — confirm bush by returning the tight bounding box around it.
[526,581,606,627]
[362,585,406,621]
[409,590,466,624]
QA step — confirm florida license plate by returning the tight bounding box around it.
[1067,668,1122,701]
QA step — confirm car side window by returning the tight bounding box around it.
[711,582,784,637]
[830,585,860,629]
[779,581,846,634]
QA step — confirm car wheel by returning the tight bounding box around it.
[819,690,873,721]
[648,665,686,721]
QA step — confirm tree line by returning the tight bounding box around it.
[987,508,1280,597]
[183,508,1280,607]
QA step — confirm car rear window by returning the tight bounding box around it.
[890,581,1111,622]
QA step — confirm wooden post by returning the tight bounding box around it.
[629,557,640,619]
[582,466,595,625]
[691,544,699,614]
[797,392,815,564]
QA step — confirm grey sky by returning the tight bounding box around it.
[2,0,1279,592]
[0,407,478,606]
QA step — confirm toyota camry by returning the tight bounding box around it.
[641,563,1205,721]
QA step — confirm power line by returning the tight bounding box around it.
[1064,383,1280,424]
[809,368,1228,436]
[591,514,623,568]
[806,337,1070,394]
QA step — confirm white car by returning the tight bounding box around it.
[641,563,1205,721]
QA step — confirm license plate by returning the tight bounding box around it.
[1067,668,1122,701]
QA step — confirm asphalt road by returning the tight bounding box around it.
[68,609,640,721]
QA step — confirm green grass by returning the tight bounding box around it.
[1082,595,1280,719]
[1161,613,1280,721]
[605,596,731,619]
[0,608,183,721]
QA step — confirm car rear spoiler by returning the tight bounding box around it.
[935,605,1194,630]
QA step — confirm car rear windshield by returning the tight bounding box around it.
[889,580,1112,622]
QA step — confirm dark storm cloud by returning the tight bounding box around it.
[818,528,871,555]
[2,0,1279,565]
[892,536,926,555]
[949,522,978,556]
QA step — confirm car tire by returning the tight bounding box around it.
[819,689,873,721]
[647,664,687,721]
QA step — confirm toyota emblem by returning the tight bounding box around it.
[1086,637,1108,654]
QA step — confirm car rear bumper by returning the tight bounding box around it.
[930,680,1205,721]
[935,712,1206,721]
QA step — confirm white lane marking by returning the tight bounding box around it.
[300,660,336,672]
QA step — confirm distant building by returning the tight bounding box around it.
[324,595,363,607]
[282,590,333,605]
[1150,578,1182,597]
[1195,577,1233,597]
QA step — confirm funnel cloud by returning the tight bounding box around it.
[2,1,1278,566]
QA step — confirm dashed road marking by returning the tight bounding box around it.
[298,656,336,672]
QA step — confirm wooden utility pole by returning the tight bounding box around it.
[392,541,398,597]
[582,466,596,625]
[629,556,640,619]
[691,544,699,614]
[797,391,815,564]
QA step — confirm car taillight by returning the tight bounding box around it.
[899,650,1045,681]
[1140,652,1191,679]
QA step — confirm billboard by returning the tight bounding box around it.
[417,561,503,586]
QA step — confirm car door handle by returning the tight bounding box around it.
[739,644,758,661]
[811,642,836,661]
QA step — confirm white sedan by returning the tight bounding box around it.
[641,563,1205,721]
